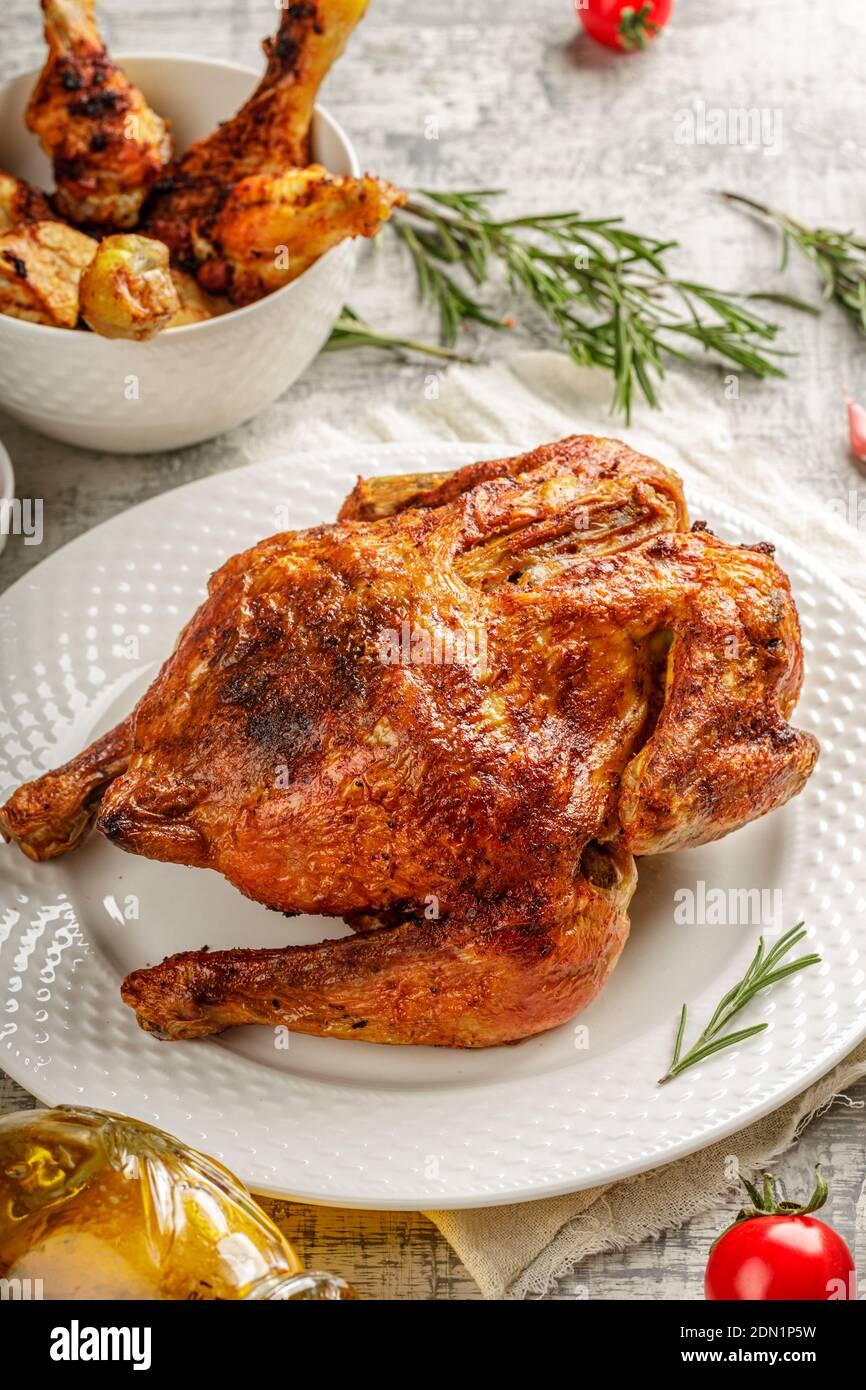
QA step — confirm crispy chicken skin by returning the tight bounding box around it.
[0,437,819,1048]
[26,0,172,228]
[192,168,405,304]
[0,217,95,326]
[123,843,637,1046]
[144,0,372,266]
[0,170,57,231]
[165,268,228,327]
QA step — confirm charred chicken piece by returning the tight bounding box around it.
[79,233,178,339]
[0,217,95,326]
[26,0,172,228]
[0,437,818,1049]
[165,268,229,328]
[143,0,373,267]
[192,167,405,304]
[0,170,57,231]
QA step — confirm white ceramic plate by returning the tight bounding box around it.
[1,442,864,1209]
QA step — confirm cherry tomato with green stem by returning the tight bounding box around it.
[705,1167,857,1301]
[577,1,673,53]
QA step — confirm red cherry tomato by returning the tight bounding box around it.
[705,1169,857,1301]
[577,1,673,52]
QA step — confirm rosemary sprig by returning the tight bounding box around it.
[381,189,808,421]
[658,923,821,1085]
[325,305,474,363]
[720,191,866,334]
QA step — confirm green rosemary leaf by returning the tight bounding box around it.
[721,191,866,334]
[391,190,804,420]
[671,1003,688,1069]
[325,308,475,364]
[658,924,821,1085]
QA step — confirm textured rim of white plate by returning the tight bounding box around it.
[0,439,14,556]
[0,440,865,1210]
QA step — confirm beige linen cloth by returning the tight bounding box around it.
[247,349,866,1298]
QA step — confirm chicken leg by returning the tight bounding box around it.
[144,0,373,266]
[0,714,132,860]
[26,0,172,228]
[121,843,636,1047]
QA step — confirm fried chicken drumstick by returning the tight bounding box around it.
[143,0,389,295]
[26,0,172,228]
[2,1,400,331]
[0,438,818,1049]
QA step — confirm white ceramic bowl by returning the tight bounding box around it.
[0,55,359,453]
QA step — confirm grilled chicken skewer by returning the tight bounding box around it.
[26,0,172,228]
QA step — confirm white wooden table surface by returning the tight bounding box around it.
[1,0,864,1300]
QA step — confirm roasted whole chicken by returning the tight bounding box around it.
[0,438,819,1049]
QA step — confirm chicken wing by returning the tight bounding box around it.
[143,0,372,266]
[191,167,405,304]
[0,217,95,326]
[0,437,818,1049]
[0,714,133,859]
[26,0,172,228]
[79,233,178,339]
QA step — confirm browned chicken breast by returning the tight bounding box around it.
[145,0,370,261]
[192,167,405,304]
[26,0,172,228]
[0,437,818,1049]
[0,217,95,326]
